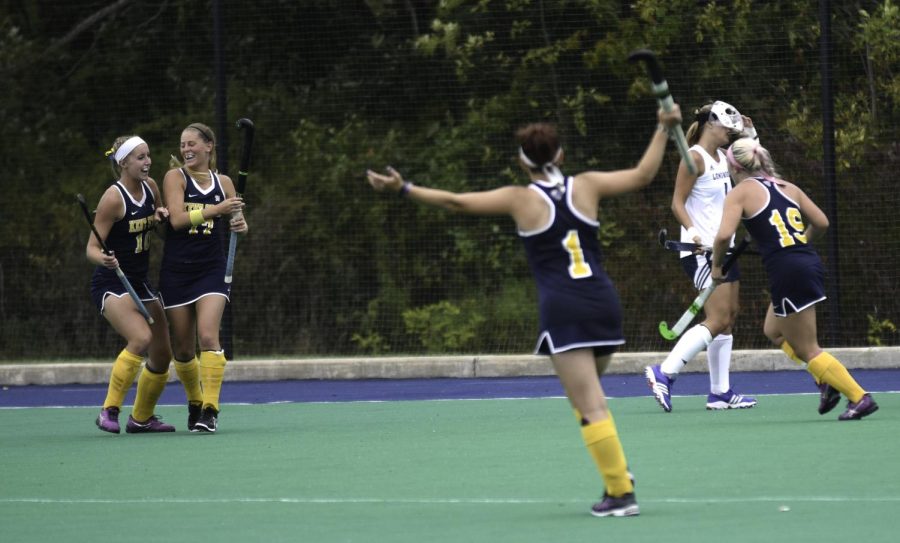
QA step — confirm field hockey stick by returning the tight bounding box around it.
[658,235,751,340]
[224,117,255,284]
[658,228,710,253]
[76,193,154,324]
[627,49,697,176]
[658,228,758,255]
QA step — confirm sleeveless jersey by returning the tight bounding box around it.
[162,169,227,267]
[742,177,825,315]
[741,177,818,264]
[680,145,732,253]
[519,177,621,336]
[92,181,157,282]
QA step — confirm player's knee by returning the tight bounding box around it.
[763,322,781,344]
[792,344,820,362]
[146,346,173,372]
[196,331,220,351]
[703,318,729,336]
[129,331,153,354]
[173,348,195,361]
[729,305,740,325]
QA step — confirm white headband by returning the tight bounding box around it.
[518,146,562,169]
[114,136,147,163]
[519,147,564,187]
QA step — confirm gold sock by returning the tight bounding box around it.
[199,350,227,411]
[780,341,806,365]
[174,357,203,404]
[103,349,143,409]
[580,417,633,497]
[781,341,817,383]
[132,368,169,422]
[807,351,865,403]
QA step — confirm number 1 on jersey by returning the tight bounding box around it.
[562,230,593,279]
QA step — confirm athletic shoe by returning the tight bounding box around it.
[125,415,176,433]
[590,492,639,517]
[644,365,673,412]
[838,393,878,421]
[706,389,757,410]
[817,382,841,415]
[96,407,121,434]
[194,406,218,433]
[188,401,202,432]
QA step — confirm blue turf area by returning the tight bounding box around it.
[2,369,899,408]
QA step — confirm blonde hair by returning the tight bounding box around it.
[727,137,782,178]
[179,122,218,172]
[105,135,138,178]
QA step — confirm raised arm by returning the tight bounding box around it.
[574,105,683,200]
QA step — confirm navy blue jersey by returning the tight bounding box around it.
[742,177,818,265]
[519,177,624,354]
[742,177,826,315]
[162,169,227,267]
[91,181,158,283]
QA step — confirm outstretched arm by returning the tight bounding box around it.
[366,167,522,216]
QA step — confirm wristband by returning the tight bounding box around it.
[189,209,205,226]
[399,181,413,197]
[744,126,758,140]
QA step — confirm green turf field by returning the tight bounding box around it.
[1,394,896,542]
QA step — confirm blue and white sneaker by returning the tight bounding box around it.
[706,389,757,410]
[644,365,673,412]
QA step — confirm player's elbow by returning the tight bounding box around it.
[714,232,733,247]
[441,198,465,213]
[440,194,476,214]
[630,167,655,189]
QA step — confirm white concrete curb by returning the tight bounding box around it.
[0,347,896,385]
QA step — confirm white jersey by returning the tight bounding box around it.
[680,145,733,256]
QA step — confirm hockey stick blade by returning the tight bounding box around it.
[665,240,710,253]
[628,49,696,175]
[659,286,713,340]
[658,228,709,253]
[234,118,255,194]
[627,49,665,84]
[657,236,751,340]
